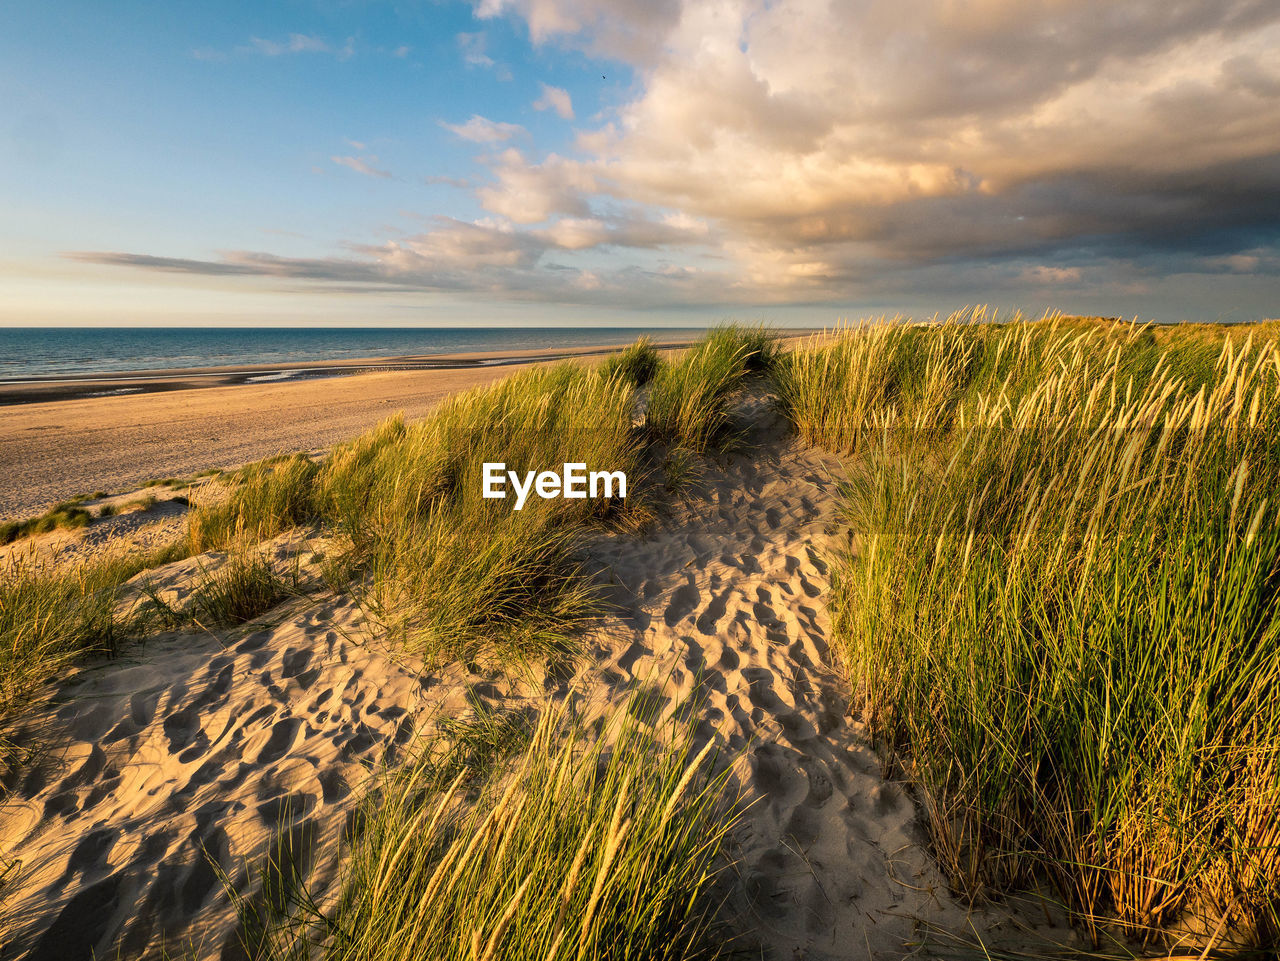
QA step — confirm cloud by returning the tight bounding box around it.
[64,207,723,305]
[441,115,526,143]
[247,34,330,56]
[472,0,682,63]
[195,33,385,61]
[66,252,270,276]
[331,155,392,178]
[535,208,710,249]
[1023,266,1084,285]
[533,83,574,119]
[476,149,595,222]
[457,31,495,67]
[469,0,1280,296]
[122,1,1280,316]
[423,174,473,188]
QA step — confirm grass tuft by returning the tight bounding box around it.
[0,503,94,546]
[599,335,660,387]
[645,327,774,453]
[258,693,736,961]
[188,454,320,553]
[187,553,292,630]
[0,540,189,775]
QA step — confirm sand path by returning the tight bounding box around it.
[573,393,1047,959]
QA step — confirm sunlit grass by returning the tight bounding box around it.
[0,540,189,775]
[178,333,758,665]
[189,454,320,553]
[645,325,776,454]
[257,693,736,961]
[777,313,1280,949]
[1,330,759,752]
[599,335,660,386]
[0,501,93,546]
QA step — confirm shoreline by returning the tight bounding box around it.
[0,337,711,406]
[0,332,820,521]
[0,339,703,520]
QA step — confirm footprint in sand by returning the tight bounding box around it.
[256,717,302,764]
[695,587,731,634]
[663,579,700,626]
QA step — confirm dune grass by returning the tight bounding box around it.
[0,329,751,781]
[187,554,294,630]
[599,335,660,386]
[645,325,777,454]
[773,310,1227,454]
[189,454,320,553]
[0,502,94,546]
[777,313,1280,949]
[256,693,735,961]
[179,362,643,665]
[0,332,746,758]
[319,363,641,665]
[0,540,189,775]
[183,331,766,665]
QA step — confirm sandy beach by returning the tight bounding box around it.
[0,340,703,521]
[7,0,1275,951]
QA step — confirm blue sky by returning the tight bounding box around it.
[2,0,1278,326]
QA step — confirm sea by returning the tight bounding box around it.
[0,327,709,380]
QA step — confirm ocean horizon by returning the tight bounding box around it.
[0,327,714,379]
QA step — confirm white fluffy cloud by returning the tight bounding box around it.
[465,0,1280,301]
[475,149,596,222]
[474,0,681,62]
[107,2,1280,315]
[533,83,574,119]
[441,115,527,143]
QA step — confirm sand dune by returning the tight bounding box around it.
[0,392,1068,960]
[0,542,440,960]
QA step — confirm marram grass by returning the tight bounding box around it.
[257,694,737,961]
[645,325,777,454]
[0,501,93,546]
[183,331,765,666]
[599,335,660,387]
[778,313,1280,950]
[0,540,188,775]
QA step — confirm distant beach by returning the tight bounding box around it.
[0,337,715,518]
[0,327,719,404]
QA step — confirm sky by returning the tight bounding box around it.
[2,0,1278,327]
